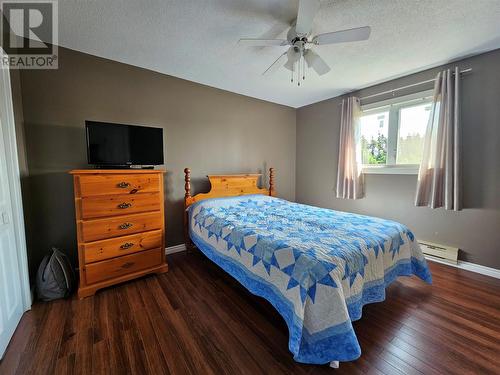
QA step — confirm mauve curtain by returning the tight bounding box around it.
[415,67,462,210]
[336,97,364,199]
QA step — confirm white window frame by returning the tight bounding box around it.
[359,90,434,175]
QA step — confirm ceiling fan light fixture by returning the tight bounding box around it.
[284,59,294,71]
[287,47,301,63]
[304,49,317,67]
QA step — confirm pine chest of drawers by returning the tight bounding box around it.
[70,169,168,298]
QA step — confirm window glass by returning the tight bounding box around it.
[396,103,431,164]
[359,111,389,165]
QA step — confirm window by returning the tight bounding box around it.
[358,90,433,174]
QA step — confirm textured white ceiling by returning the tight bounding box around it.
[58,0,500,108]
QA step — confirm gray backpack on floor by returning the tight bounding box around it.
[36,247,76,301]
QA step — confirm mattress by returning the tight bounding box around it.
[188,194,432,364]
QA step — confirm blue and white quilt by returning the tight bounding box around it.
[188,195,432,365]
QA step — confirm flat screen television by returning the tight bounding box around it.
[86,121,164,168]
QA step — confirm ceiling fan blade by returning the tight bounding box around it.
[312,26,371,45]
[304,50,331,75]
[262,52,288,76]
[238,38,289,47]
[295,0,320,35]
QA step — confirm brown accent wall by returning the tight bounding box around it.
[18,47,296,278]
[296,49,500,269]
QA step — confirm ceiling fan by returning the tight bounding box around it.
[238,0,371,85]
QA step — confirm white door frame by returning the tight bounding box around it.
[0,48,32,312]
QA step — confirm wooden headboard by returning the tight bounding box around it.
[183,168,275,248]
[184,167,275,208]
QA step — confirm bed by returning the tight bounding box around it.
[183,168,432,367]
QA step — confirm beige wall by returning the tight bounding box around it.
[296,49,500,269]
[18,47,296,277]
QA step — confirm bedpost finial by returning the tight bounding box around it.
[184,168,191,199]
[183,168,193,250]
[269,167,275,196]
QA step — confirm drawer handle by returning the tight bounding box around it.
[121,262,134,269]
[118,202,132,209]
[120,242,134,250]
[117,182,131,188]
[119,222,133,230]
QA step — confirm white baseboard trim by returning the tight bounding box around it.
[165,244,187,255]
[425,256,500,280]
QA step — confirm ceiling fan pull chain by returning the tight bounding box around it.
[303,56,306,81]
[298,59,300,86]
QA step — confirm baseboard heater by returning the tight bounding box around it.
[418,241,459,265]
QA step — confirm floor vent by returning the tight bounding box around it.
[418,241,459,265]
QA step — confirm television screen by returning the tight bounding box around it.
[86,121,164,166]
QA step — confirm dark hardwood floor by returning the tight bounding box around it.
[1,251,499,375]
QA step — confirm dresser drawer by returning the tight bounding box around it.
[80,192,161,219]
[85,248,163,285]
[81,212,163,242]
[77,174,160,197]
[84,229,163,264]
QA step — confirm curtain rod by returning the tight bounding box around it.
[359,68,472,102]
